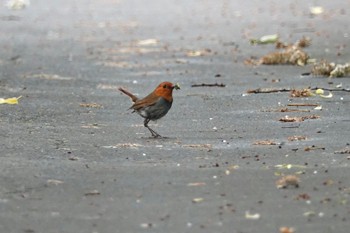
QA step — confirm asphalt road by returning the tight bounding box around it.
[1,0,350,233]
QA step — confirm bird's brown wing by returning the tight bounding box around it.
[131,92,160,111]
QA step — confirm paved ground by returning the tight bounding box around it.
[1,0,350,232]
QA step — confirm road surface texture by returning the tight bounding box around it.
[1,0,350,232]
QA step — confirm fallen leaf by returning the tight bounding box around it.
[0,96,22,104]
[250,34,279,45]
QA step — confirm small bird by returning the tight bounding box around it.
[119,81,180,138]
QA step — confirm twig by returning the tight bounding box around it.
[287,103,319,107]
[247,88,291,94]
[191,83,226,87]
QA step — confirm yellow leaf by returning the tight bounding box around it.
[0,96,22,104]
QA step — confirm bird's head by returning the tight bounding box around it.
[154,82,180,102]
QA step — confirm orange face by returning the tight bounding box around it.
[153,82,180,102]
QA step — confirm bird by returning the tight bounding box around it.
[119,81,180,138]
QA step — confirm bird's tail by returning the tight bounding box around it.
[118,87,138,102]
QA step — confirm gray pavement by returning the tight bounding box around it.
[1,0,350,232]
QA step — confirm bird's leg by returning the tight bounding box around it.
[144,118,161,138]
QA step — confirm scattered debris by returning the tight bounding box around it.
[323,179,334,186]
[245,211,261,220]
[192,198,204,203]
[68,157,79,161]
[275,108,310,112]
[275,164,307,169]
[79,103,103,108]
[290,88,313,97]
[288,135,307,141]
[246,36,312,66]
[0,96,22,105]
[84,190,100,196]
[247,87,291,94]
[81,123,101,129]
[262,46,308,65]
[191,83,226,88]
[97,84,120,91]
[137,39,158,46]
[182,144,212,151]
[312,60,334,76]
[287,103,319,107]
[276,36,311,49]
[290,88,332,98]
[334,147,350,154]
[296,193,311,200]
[304,145,325,151]
[140,223,153,229]
[253,140,277,145]
[279,115,320,122]
[187,182,206,187]
[24,73,73,80]
[276,175,300,189]
[186,49,211,57]
[303,211,316,217]
[103,143,142,149]
[312,61,350,77]
[47,179,64,185]
[250,34,279,45]
[279,226,295,233]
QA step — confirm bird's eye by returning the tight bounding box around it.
[163,85,167,88]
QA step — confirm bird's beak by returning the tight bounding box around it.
[173,83,180,90]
